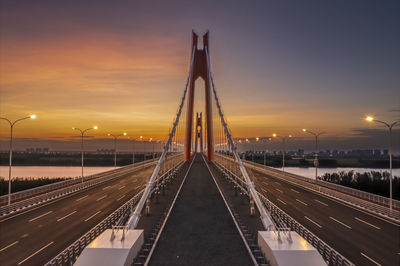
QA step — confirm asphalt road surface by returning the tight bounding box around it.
[149,154,253,266]
[247,165,400,266]
[0,156,181,266]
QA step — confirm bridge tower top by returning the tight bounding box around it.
[184,31,214,161]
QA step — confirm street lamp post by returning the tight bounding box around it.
[302,129,325,180]
[73,126,98,183]
[365,116,399,211]
[108,132,127,168]
[263,138,272,167]
[272,133,292,176]
[1,115,36,205]
[131,136,143,167]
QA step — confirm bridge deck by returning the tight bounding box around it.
[149,154,253,266]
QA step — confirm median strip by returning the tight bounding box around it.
[355,217,380,230]
[29,211,52,222]
[330,216,351,229]
[17,241,54,265]
[57,210,77,222]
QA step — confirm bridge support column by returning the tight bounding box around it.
[184,31,214,162]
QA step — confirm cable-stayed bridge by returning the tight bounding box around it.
[0,32,399,266]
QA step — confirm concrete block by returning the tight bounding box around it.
[74,229,144,266]
[258,231,326,266]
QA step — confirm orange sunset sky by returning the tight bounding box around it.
[0,1,399,151]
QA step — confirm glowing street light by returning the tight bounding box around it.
[108,132,127,168]
[302,129,325,180]
[272,133,292,176]
[130,135,143,167]
[73,125,98,183]
[365,115,399,210]
[0,115,37,205]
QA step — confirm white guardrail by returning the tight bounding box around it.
[213,159,354,266]
[241,159,400,221]
[45,161,185,266]
[0,157,174,218]
[0,158,158,205]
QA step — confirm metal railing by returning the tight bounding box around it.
[242,159,400,221]
[0,156,181,218]
[45,161,185,266]
[213,157,354,266]
[0,158,158,205]
[244,159,400,210]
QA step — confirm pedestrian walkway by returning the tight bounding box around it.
[149,154,253,265]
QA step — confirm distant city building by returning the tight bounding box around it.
[25,147,49,154]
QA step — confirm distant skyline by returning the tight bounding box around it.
[0,0,399,151]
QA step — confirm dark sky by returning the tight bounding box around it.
[0,0,399,152]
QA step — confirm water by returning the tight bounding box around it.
[273,167,400,180]
[0,166,116,179]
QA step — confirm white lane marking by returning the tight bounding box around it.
[355,217,381,230]
[314,199,328,206]
[96,195,107,202]
[277,198,287,205]
[275,188,283,193]
[134,185,140,190]
[118,185,126,190]
[20,234,29,238]
[57,211,77,222]
[76,195,88,201]
[84,211,101,222]
[29,211,52,222]
[17,241,54,265]
[330,216,352,229]
[274,182,281,185]
[360,252,382,266]
[117,195,126,201]
[0,241,19,252]
[291,188,300,194]
[262,181,269,186]
[304,216,322,228]
[261,188,268,194]
[296,199,308,206]
[102,185,111,190]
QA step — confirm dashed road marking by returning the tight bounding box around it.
[118,185,126,190]
[84,211,101,222]
[277,198,286,205]
[291,188,300,194]
[355,217,380,230]
[20,234,29,239]
[96,195,107,202]
[102,185,111,190]
[304,216,322,228]
[57,211,77,222]
[117,195,126,201]
[314,199,328,206]
[275,188,283,193]
[330,216,351,229]
[296,199,308,206]
[0,241,19,252]
[76,195,88,202]
[360,252,381,266]
[29,211,52,222]
[17,241,54,265]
